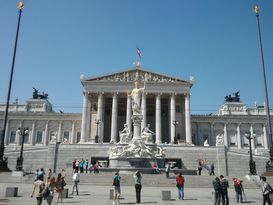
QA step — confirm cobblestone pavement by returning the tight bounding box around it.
[0,182,263,205]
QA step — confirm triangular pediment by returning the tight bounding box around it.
[82,67,191,84]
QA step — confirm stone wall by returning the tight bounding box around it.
[3,144,269,177]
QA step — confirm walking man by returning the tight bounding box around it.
[233,178,243,203]
[212,177,221,205]
[112,171,121,205]
[220,175,229,205]
[165,163,170,178]
[210,163,215,176]
[176,173,185,200]
[31,174,45,205]
[71,170,80,195]
[261,176,272,205]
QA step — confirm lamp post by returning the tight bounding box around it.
[16,127,28,171]
[173,120,179,144]
[0,2,24,172]
[245,131,257,175]
[253,5,273,171]
[95,119,101,143]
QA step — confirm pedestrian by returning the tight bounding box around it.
[38,168,45,181]
[112,171,121,205]
[55,173,66,203]
[71,169,80,195]
[198,161,202,176]
[220,175,229,205]
[89,162,93,174]
[175,173,185,200]
[261,176,272,205]
[165,163,170,178]
[79,159,84,173]
[72,159,76,171]
[61,168,66,178]
[233,178,243,203]
[47,169,52,181]
[152,162,160,174]
[31,174,45,205]
[85,159,89,173]
[210,163,215,176]
[134,171,142,203]
[212,177,222,205]
[75,160,79,171]
[45,176,55,205]
[35,169,39,181]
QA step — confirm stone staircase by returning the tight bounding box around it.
[0,170,267,189]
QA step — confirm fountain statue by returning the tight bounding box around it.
[108,80,165,168]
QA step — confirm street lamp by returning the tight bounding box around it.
[95,119,101,143]
[15,127,28,171]
[245,131,256,175]
[253,5,273,171]
[0,2,24,172]
[173,120,179,144]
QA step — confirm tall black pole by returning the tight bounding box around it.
[0,2,24,172]
[253,5,273,171]
[246,132,256,175]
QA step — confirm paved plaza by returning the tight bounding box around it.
[0,181,264,205]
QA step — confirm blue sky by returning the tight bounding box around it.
[0,0,272,114]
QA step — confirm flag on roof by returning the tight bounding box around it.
[137,47,142,58]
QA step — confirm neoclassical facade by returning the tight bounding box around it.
[79,67,193,145]
[0,66,272,153]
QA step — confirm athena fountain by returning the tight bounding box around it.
[108,80,165,168]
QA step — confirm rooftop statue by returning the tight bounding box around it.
[225,91,240,102]
[32,87,48,99]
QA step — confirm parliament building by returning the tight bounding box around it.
[0,66,272,176]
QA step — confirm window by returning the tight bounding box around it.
[9,131,16,143]
[36,131,43,143]
[64,131,69,142]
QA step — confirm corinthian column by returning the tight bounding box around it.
[224,123,228,147]
[43,121,49,146]
[110,93,118,143]
[237,123,242,149]
[170,94,176,143]
[156,94,162,144]
[185,94,192,144]
[97,93,104,143]
[263,124,269,149]
[31,121,36,145]
[141,93,147,131]
[126,94,132,131]
[57,121,63,143]
[80,92,91,143]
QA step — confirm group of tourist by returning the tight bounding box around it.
[72,159,101,174]
[112,170,142,205]
[212,175,244,205]
[31,168,67,205]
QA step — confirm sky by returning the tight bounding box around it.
[0,0,273,114]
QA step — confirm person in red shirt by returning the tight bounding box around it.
[176,173,185,200]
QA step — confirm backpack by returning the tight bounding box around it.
[113,177,119,186]
[267,184,273,194]
[234,179,241,187]
[42,186,50,199]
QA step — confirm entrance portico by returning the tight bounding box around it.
[80,67,194,144]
